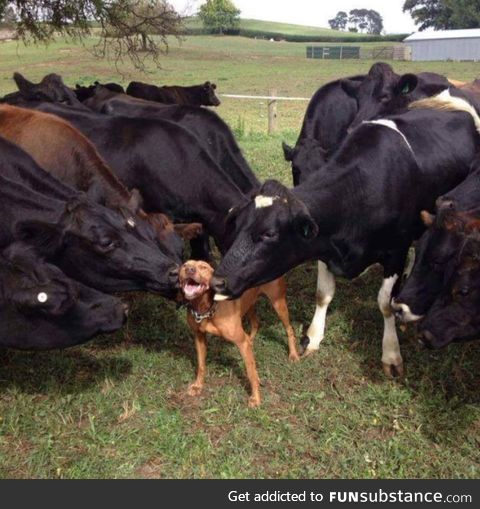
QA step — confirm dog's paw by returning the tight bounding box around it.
[187,383,203,397]
[248,395,261,408]
[289,351,301,363]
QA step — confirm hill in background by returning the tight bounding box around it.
[184,17,407,42]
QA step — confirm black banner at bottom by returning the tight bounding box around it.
[0,479,477,508]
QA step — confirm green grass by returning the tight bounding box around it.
[185,16,374,38]
[0,36,479,479]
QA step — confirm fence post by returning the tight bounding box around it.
[268,89,277,135]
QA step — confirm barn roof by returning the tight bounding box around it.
[404,28,480,42]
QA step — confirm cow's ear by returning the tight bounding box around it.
[13,72,36,95]
[204,81,211,87]
[420,210,435,227]
[211,83,217,90]
[396,74,418,96]
[282,141,294,161]
[14,220,64,255]
[340,79,361,98]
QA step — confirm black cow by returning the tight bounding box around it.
[284,64,455,186]
[212,100,480,376]
[418,210,480,348]
[0,136,179,296]
[13,102,256,259]
[74,81,125,102]
[0,242,127,349]
[127,80,221,107]
[81,87,257,195]
[393,155,480,322]
[0,73,83,107]
[282,74,364,185]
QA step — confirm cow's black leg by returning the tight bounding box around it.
[300,261,336,356]
[189,232,211,261]
[378,248,409,378]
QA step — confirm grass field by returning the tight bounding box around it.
[0,35,479,479]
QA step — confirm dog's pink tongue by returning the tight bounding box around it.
[184,282,200,298]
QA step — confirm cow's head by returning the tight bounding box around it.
[201,81,221,106]
[282,138,327,186]
[341,62,403,130]
[0,242,127,348]
[393,202,466,322]
[419,231,480,349]
[15,196,179,297]
[14,72,82,106]
[212,180,318,299]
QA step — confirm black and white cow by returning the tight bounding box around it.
[212,92,480,376]
[393,163,480,322]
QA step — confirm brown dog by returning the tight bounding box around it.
[179,260,299,407]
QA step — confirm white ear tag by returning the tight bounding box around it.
[127,218,136,228]
[37,292,48,303]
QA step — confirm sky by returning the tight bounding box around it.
[172,0,418,34]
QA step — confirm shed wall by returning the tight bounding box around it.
[407,38,480,61]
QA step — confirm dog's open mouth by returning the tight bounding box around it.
[182,278,207,300]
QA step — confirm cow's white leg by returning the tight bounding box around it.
[377,274,404,377]
[301,261,336,355]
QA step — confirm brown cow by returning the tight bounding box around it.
[0,104,201,252]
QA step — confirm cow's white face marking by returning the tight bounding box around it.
[363,119,414,154]
[37,292,48,303]
[127,217,136,228]
[255,195,274,209]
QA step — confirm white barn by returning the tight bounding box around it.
[404,29,480,61]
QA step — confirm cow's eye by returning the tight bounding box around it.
[260,230,277,241]
[97,239,116,253]
[458,286,470,297]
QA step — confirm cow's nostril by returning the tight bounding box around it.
[419,329,435,348]
[211,276,227,292]
[168,264,180,279]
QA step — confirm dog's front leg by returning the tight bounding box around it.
[187,331,207,397]
[234,332,261,408]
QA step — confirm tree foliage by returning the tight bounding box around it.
[349,9,384,34]
[328,11,348,31]
[403,0,480,30]
[198,0,240,35]
[328,8,383,34]
[0,1,184,70]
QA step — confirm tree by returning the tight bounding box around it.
[403,0,480,30]
[198,0,241,35]
[348,8,384,34]
[328,11,348,31]
[0,1,184,70]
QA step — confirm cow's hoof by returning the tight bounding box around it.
[382,361,404,378]
[248,396,261,408]
[299,334,311,355]
[301,348,318,358]
[187,383,203,397]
